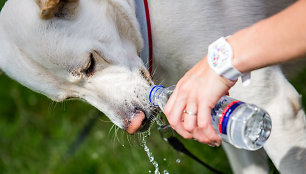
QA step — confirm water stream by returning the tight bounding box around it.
[142,116,170,174]
[142,136,160,174]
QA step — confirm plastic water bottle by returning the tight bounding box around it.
[149,85,272,151]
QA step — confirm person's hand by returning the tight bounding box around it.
[163,56,236,146]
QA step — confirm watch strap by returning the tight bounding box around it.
[220,64,242,81]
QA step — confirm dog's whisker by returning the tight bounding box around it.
[126,133,132,146]
[109,124,115,135]
[152,66,158,77]
[120,129,126,146]
[159,79,166,86]
[114,126,125,146]
[61,101,67,111]
[111,128,117,143]
[114,126,119,139]
[112,126,119,144]
[144,60,149,67]
[48,100,58,112]
[99,118,112,123]
[137,133,143,144]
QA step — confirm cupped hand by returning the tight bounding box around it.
[163,57,236,146]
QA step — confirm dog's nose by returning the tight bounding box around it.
[126,110,146,134]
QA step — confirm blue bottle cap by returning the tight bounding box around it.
[149,85,165,106]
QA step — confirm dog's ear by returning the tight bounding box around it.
[37,0,79,19]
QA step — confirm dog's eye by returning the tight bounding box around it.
[84,53,95,76]
[82,51,110,76]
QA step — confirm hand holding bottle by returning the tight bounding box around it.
[150,84,272,150]
[163,57,236,146]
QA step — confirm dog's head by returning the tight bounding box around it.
[0,0,156,134]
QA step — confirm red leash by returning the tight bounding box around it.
[143,0,153,77]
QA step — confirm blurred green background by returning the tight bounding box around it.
[0,0,305,174]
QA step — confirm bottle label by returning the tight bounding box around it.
[211,97,227,122]
[218,100,242,134]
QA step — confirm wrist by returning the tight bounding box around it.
[226,34,246,73]
[204,57,237,88]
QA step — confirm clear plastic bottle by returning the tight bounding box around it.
[149,85,272,151]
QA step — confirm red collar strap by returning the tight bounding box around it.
[136,0,153,77]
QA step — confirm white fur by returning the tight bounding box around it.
[0,0,305,173]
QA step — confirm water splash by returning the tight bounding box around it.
[155,116,164,127]
[143,136,160,174]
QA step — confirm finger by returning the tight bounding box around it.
[183,100,198,132]
[164,72,191,114]
[197,101,222,145]
[193,127,221,146]
[183,113,197,132]
[163,86,192,138]
[164,86,186,122]
[167,93,192,136]
[173,123,192,139]
[164,82,183,115]
[192,128,211,145]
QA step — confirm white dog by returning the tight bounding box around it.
[0,0,305,173]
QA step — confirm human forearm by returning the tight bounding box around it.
[228,0,306,73]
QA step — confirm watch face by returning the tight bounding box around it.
[208,40,231,69]
[208,37,241,81]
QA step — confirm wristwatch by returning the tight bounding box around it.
[207,37,250,85]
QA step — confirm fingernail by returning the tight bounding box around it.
[214,142,221,147]
[208,144,215,147]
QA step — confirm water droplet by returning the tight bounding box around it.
[149,170,152,173]
[176,159,181,164]
[163,170,169,174]
[163,158,167,161]
[155,116,164,126]
[149,156,154,162]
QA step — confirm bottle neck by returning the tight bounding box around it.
[149,85,165,106]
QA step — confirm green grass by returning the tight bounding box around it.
[0,0,4,9]
[0,0,306,173]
